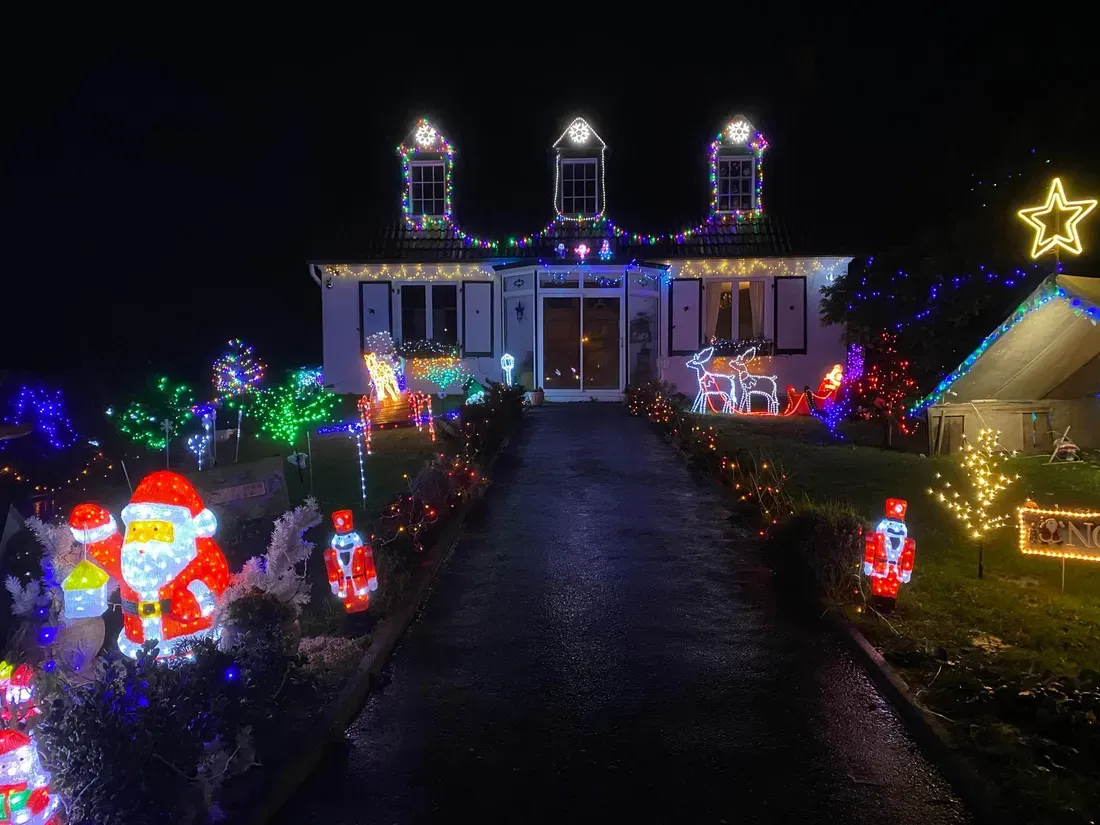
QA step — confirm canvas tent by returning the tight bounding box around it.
[919,274,1100,455]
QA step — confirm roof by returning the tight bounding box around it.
[552,117,606,150]
[352,215,796,263]
[918,274,1100,410]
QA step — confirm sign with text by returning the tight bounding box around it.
[1017,504,1100,563]
[186,457,290,524]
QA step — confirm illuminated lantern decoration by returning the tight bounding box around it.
[324,510,377,613]
[364,352,402,404]
[68,471,230,660]
[863,498,916,609]
[500,353,515,386]
[61,559,111,619]
[0,729,58,825]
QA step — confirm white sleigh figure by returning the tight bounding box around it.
[731,347,779,415]
[686,347,737,414]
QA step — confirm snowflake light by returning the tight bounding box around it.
[68,471,230,659]
[415,123,438,147]
[863,498,916,608]
[567,119,591,144]
[727,118,751,143]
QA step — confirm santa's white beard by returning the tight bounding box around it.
[121,538,196,597]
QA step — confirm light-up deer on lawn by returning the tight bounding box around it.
[686,347,737,414]
[731,347,779,415]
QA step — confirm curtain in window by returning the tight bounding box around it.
[704,282,723,340]
[750,281,765,338]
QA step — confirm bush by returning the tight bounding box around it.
[770,498,866,607]
[37,630,317,825]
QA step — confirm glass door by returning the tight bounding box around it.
[539,290,624,395]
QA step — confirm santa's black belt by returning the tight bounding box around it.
[122,598,173,618]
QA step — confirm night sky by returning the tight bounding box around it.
[3,32,1097,401]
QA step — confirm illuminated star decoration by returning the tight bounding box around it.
[1017,178,1097,258]
[727,118,751,143]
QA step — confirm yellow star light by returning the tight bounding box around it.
[1018,178,1097,258]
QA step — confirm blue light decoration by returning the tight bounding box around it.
[316,421,360,436]
[1,384,79,451]
[809,343,864,437]
[911,277,1096,414]
[598,239,612,260]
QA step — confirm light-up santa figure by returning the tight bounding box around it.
[68,471,231,659]
[863,498,916,609]
[0,729,59,825]
[324,510,377,613]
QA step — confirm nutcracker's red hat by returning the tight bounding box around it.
[121,470,218,537]
[332,509,354,534]
[885,498,908,521]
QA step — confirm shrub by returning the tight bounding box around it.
[771,498,866,607]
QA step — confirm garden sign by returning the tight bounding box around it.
[1017,502,1100,564]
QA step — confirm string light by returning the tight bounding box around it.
[0,384,78,451]
[399,119,458,231]
[253,368,337,445]
[928,428,1018,545]
[1,450,113,494]
[552,117,607,222]
[357,395,373,456]
[409,392,436,441]
[213,338,266,400]
[408,356,470,395]
[1017,502,1100,562]
[351,427,367,507]
[709,118,768,218]
[853,332,918,435]
[110,376,196,451]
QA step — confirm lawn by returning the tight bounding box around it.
[695,411,1100,822]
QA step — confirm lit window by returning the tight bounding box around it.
[410,161,446,216]
[717,156,754,212]
[560,159,598,216]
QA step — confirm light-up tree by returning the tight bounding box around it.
[108,376,196,460]
[253,368,336,486]
[213,338,266,463]
[928,427,1019,578]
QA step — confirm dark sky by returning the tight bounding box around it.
[3,32,1098,398]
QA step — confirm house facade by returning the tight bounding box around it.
[311,116,852,404]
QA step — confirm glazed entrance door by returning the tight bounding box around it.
[538,292,623,396]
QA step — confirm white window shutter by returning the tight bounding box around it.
[462,281,494,357]
[359,282,392,346]
[669,279,702,355]
[773,276,807,354]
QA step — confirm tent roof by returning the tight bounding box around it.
[917,274,1100,410]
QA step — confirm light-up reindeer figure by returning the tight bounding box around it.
[363,352,402,403]
[686,347,736,414]
[731,347,779,415]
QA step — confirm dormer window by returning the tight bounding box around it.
[552,117,607,221]
[717,157,754,212]
[398,119,454,226]
[710,114,769,217]
[410,161,446,216]
[560,158,598,216]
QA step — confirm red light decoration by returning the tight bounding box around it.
[324,510,377,613]
[852,332,918,436]
[863,497,916,609]
[68,471,230,659]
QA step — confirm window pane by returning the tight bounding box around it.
[401,285,427,341]
[431,285,458,345]
[583,297,619,390]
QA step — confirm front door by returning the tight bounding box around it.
[538,293,623,398]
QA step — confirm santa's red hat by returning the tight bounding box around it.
[121,470,218,538]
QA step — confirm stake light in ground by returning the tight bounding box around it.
[500,353,515,386]
[928,428,1019,578]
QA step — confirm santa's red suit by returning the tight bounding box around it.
[863,498,916,604]
[69,471,230,659]
[324,510,377,613]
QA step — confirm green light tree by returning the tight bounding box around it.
[253,368,336,450]
[108,377,196,456]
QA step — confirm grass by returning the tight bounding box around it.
[696,411,1100,821]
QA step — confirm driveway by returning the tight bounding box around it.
[278,405,970,824]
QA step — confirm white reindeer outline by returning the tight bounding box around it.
[731,347,779,415]
[686,347,737,414]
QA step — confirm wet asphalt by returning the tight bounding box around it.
[278,405,972,824]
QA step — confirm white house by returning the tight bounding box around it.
[310,116,853,405]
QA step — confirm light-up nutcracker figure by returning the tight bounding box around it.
[325,510,377,613]
[863,498,916,609]
[68,470,231,659]
[0,729,59,825]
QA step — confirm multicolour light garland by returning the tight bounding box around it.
[708,117,768,218]
[213,338,266,401]
[399,118,456,230]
